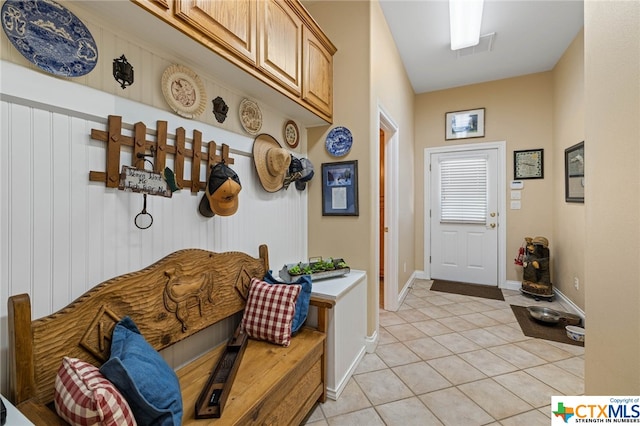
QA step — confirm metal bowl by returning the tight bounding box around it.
[527,306,561,324]
[558,312,581,326]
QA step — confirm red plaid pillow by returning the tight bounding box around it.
[54,357,137,426]
[241,278,301,347]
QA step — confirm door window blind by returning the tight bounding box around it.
[440,158,487,224]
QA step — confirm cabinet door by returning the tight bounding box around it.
[258,0,302,96]
[302,25,333,118]
[175,0,256,64]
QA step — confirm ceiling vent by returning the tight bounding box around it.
[456,32,496,58]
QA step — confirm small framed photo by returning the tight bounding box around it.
[322,161,359,216]
[514,149,544,180]
[565,141,584,203]
[445,108,485,140]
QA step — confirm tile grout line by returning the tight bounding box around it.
[305,282,583,425]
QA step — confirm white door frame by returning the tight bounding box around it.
[378,105,399,311]
[424,141,507,287]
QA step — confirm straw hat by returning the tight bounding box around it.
[253,134,291,192]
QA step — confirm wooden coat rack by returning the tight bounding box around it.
[89,115,234,194]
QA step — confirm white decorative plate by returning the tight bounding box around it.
[325,126,353,157]
[284,120,299,148]
[1,0,98,77]
[161,64,207,119]
[239,99,262,135]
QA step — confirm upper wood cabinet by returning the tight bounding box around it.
[175,0,257,65]
[132,0,336,122]
[302,25,333,120]
[258,0,302,96]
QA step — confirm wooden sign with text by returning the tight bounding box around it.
[118,166,172,197]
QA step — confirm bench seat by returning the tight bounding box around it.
[179,327,325,425]
[7,246,332,426]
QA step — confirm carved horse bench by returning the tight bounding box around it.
[8,245,333,425]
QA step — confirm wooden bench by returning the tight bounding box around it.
[7,245,334,425]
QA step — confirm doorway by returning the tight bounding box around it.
[379,128,385,307]
[424,141,507,287]
[378,107,399,311]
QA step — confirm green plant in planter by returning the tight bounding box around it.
[311,261,326,272]
[288,264,302,275]
[324,258,336,270]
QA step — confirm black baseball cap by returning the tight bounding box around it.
[198,163,242,217]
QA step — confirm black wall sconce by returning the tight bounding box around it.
[113,55,134,89]
[212,96,229,123]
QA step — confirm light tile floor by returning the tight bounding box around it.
[304,279,584,425]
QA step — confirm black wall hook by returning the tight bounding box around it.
[113,55,134,89]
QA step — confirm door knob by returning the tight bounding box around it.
[490,212,496,217]
[489,223,496,228]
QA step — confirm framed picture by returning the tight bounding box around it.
[565,141,584,203]
[322,161,359,216]
[445,108,485,140]
[514,149,544,179]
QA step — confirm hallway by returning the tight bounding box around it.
[305,279,584,425]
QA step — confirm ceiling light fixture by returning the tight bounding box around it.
[449,0,485,51]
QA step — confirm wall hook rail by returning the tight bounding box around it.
[89,115,234,194]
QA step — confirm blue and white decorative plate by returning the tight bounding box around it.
[1,0,98,77]
[325,126,353,157]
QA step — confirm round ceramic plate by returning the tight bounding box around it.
[161,64,207,119]
[1,0,98,77]
[284,120,299,148]
[239,99,262,135]
[325,126,353,157]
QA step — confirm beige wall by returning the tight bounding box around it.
[415,73,555,286]
[552,30,586,309]
[370,1,417,298]
[305,0,416,335]
[584,1,640,393]
[304,1,374,330]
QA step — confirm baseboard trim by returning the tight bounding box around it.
[365,330,378,353]
[415,270,429,280]
[396,272,417,310]
[502,280,522,291]
[504,280,585,323]
[326,346,367,400]
[553,287,586,323]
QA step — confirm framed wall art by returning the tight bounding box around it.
[565,141,584,203]
[445,108,485,140]
[514,149,544,179]
[322,161,359,216]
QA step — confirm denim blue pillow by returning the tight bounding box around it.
[263,271,311,333]
[100,317,183,426]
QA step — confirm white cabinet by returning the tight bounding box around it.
[1,395,34,425]
[306,270,367,400]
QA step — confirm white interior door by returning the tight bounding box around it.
[430,148,499,286]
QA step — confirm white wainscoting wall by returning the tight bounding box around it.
[0,61,309,396]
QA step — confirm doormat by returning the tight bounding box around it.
[510,305,584,347]
[430,279,504,301]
